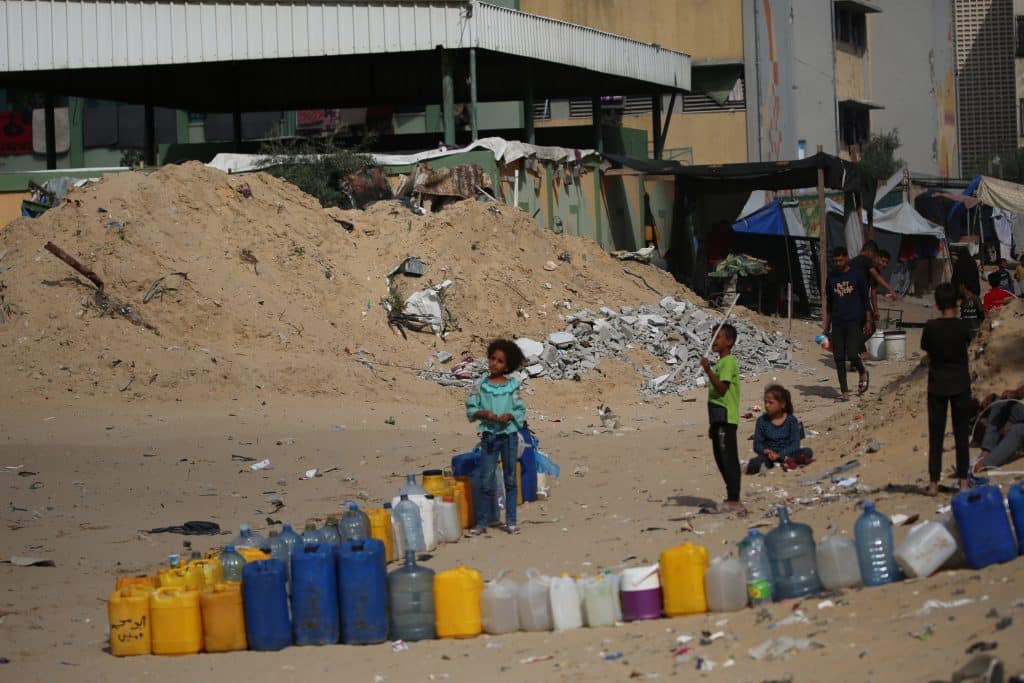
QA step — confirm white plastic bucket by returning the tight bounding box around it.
[865,331,886,360]
[883,330,907,361]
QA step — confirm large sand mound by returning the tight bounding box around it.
[0,162,708,402]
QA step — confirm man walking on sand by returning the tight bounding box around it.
[823,246,872,401]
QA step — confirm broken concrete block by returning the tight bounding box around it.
[515,337,545,359]
[548,331,576,348]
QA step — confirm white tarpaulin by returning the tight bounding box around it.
[826,199,946,238]
[207,137,596,174]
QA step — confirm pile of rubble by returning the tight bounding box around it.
[420,296,798,395]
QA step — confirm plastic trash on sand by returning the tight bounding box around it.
[402,280,452,337]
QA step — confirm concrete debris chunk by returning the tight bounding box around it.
[418,297,799,395]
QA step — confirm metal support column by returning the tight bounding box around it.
[651,94,663,160]
[44,89,57,170]
[591,96,603,154]
[469,47,479,141]
[523,72,535,144]
[441,49,455,146]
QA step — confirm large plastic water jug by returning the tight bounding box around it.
[339,502,371,542]
[394,495,426,552]
[278,523,302,557]
[517,569,553,631]
[236,547,270,563]
[620,565,662,621]
[265,531,290,567]
[149,587,202,655]
[604,569,623,622]
[660,543,708,616]
[115,575,158,591]
[738,530,773,605]
[705,557,747,612]
[894,521,958,578]
[816,535,862,590]
[232,523,267,550]
[337,539,388,644]
[220,545,246,583]
[242,559,292,651]
[549,573,583,631]
[766,507,822,599]
[291,543,340,645]
[400,472,428,496]
[388,550,436,641]
[938,514,968,570]
[108,586,151,656]
[434,566,484,638]
[302,520,325,546]
[320,516,343,547]
[420,495,438,551]
[200,583,247,652]
[1008,482,1024,555]
[854,501,901,586]
[158,562,206,591]
[481,572,520,634]
[422,469,452,500]
[453,476,474,529]
[581,574,617,627]
[386,502,407,560]
[436,496,461,544]
[451,450,479,478]
[952,485,1018,568]
[190,558,224,588]
[367,508,396,563]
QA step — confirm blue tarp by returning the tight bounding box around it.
[732,199,786,236]
[948,175,982,222]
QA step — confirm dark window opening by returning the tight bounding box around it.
[839,104,870,147]
[834,7,867,50]
[1017,16,1024,58]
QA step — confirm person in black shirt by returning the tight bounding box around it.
[823,246,872,400]
[920,282,973,496]
[993,258,1014,293]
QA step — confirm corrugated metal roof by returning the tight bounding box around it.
[0,0,689,90]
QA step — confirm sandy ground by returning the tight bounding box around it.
[1,166,1022,682]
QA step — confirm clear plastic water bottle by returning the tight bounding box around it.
[220,544,246,582]
[168,553,181,569]
[385,502,407,559]
[399,473,427,497]
[766,506,823,599]
[232,523,267,550]
[320,516,343,546]
[302,520,325,545]
[278,523,302,557]
[394,494,426,552]
[854,500,900,586]
[339,502,371,542]
[266,529,289,564]
[738,529,774,605]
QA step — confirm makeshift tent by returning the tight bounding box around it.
[730,200,817,315]
[976,176,1024,259]
[826,199,949,295]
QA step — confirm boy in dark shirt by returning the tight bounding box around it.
[921,282,973,496]
[823,246,872,400]
[958,281,985,337]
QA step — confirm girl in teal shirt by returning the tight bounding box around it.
[465,339,527,535]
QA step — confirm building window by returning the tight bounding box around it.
[834,8,867,50]
[1017,16,1024,57]
[838,104,870,147]
[1020,98,1024,133]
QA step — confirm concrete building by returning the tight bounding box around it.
[1016,0,1024,147]
[955,0,1016,176]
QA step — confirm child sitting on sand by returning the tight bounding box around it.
[745,384,814,474]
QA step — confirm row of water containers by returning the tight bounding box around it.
[109,484,1024,655]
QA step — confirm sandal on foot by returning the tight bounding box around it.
[858,372,870,395]
[967,473,989,487]
[505,524,521,535]
[466,527,486,537]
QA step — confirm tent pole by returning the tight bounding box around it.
[787,282,793,336]
[817,145,827,314]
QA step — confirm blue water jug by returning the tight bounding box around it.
[291,544,340,645]
[451,448,480,478]
[854,501,900,586]
[519,427,538,503]
[952,485,1017,569]
[242,559,292,651]
[766,507,823,600]
[337,539,388,644]
[1009,482,1024,555]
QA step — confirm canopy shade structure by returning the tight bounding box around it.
[732,199,806,237]
[976,175,1024,215]
[0,0,691,111]
[826,199,946,239]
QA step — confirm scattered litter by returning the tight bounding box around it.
[300,469,319,480]
[695,657,714,671]
[910,598,975,616]
[835,476,859,488]
[385,417,396,426]
[909,624,934,640]
[863,439,882,454]
[597,404,621,430]
[231,454,256,462]
[146,521,221,536]
[428,674,449,681]
[4,556,56,567]
[966,641,998,654]
[817,600,835,610]
[249,459,273,471]
[772,610,809,627]
[676,634,694,644]
[995,616,1012,631]
[391,640,408,652]
[331,424,347,431]
[520,655,555,664]
[748,636,823,661]
[602,651,625,661]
